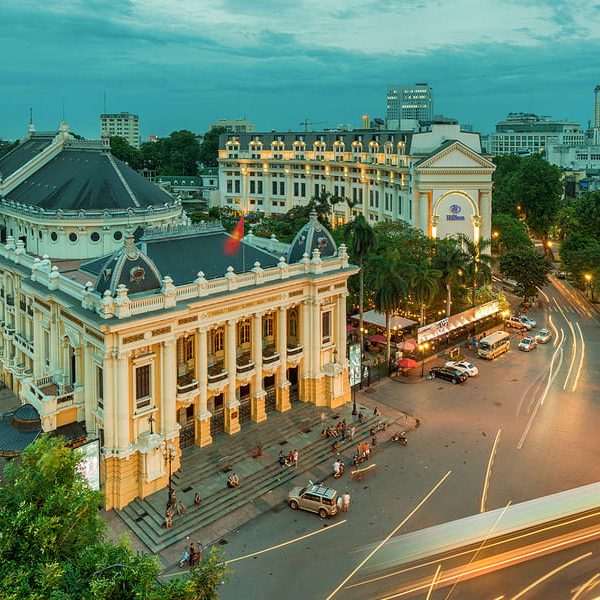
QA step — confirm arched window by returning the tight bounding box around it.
[263,314,274,338]
[288,308,298,339]
[238,319,251,345]
[212,327,224,354]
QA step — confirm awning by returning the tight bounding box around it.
[368,334,387,344]
[351,310,417,331]
[346,324,356,333]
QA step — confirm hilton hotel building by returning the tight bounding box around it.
[216,123,495,243]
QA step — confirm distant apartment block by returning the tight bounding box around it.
[386,83,433,127]
[155,167,219,207]
[211,119,256,133]
[216,123,494,244]
[100,112,140,148]
[484,113,584,155]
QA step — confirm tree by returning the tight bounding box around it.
[0,138,19,159]
[408,258,441,325]
[369,251,408,364]
[560,191,600,241]
[461,236,493,306]
[433,237,465,317]
[499,247,553,304]
[492,154,522,216]
[110,136,142,170]
[560,234,600,287]
[0,436,229,599]
[199,126,227,168]
[344,215,376,352]
[513,155,563,247]
[491,213,532,254]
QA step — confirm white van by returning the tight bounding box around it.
[478,331,510,360]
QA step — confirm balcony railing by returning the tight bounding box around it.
[263,348,280,365]
[177,372,198,394]
[14,333,34,355]
[287,343,303,356]
[5,295,14,307]
[236,354,255,374]
[208,364,228,384]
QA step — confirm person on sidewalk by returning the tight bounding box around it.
[350,425,356,440]
[176,500,187,516]
[321,411,327,426]
[194,492,202,506]
[374,406,381,417]
[342,491,351,512]
[227,472,240,488]
[293,449,299,469]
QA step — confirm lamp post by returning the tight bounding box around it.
[584,273,594,302]
[419,342,430,378]
[352,384,358,416]
[162,442,176,500]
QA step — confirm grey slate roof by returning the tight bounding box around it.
[81,228,280,290]
[5,147,174,210]
[287,211,337,263]
[0,134,55,179]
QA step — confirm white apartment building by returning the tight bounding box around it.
[216,123,495,244]
[484,113,584,155]
[547,145,600,171]
[100,112,140,148]
[386,83,433,127]
[210,119,256,133]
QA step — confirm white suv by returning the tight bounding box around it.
[506,316,528,331]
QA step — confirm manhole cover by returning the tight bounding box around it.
[182,486,192,493]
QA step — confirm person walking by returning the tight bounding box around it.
[342,491,351,512]
[350,425,356,440]
[374,406,381,417]
[321,411,327,426]
[293,449,299,469]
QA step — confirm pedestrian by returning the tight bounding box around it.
[321,411,326,425]
[176,500,187,515]
[341,422,347,440]
[194,492,202,506]
[179,547,190,567]
[350,425,356,440]
[356,443,362,462]
[293,449,299,469]
[333,459,341,478]
[337,495,343,512]
[342,491,351,512]
[374,406,381,417]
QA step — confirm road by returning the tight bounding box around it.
[218,278,600,599]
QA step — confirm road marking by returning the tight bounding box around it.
[572,573,600,599]
[325,470,452,600]
[553,299,578,390]
[225,519,348,564]
[480,429,502,513]
[509,552,592,600]
[572,322,586,393]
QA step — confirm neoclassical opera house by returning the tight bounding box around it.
[0,123,355,509]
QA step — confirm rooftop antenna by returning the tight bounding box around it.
[62,98,65,121]
[28,107,35,134]
[103,90,107,114]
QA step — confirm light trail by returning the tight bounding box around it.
[572,322,586,393]
[548,314,558,348]
[225,519,347,564]
[425,565,441,600]
[509,552,592,600]
[348,508,600,590]
[443,502,512,600]
[325,470,452,600]
[553,298,578,391]
[480,429,502,513]
[517,327,565,449]
[572,573,600,599]
[370,528,599,599]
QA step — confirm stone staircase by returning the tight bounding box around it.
[116,403,379,553]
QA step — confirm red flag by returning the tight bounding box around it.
[224,216,244,255]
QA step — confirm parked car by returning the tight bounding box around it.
[506,316,529,331]
[429,366,468,384]
[535,328,553,344]
[519,315,537,329]
[445,360,479,377]
[518,336,538,352]
[288,484,340,518]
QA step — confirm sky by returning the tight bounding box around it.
[1,0,600,141]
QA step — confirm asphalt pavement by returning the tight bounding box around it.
[217,277,600,599]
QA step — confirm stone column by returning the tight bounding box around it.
[252,312,266,422]
[276,306,290,412]
[224,319,240,434]
[32,311,42,378]
[49,316,59,375]
[115,351,130,452]
[161,339,178,438]
[83,343,95,436]
[195,327,212,447]
[337,293,347,365]
[480,190,492,247]
[103,351,116,451]
[419,191,429,236]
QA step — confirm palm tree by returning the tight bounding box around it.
[344,215,376,353]
[370,252,408,365]
[433,238,465,318]
[461,236,493,306]
[409,258,442,326]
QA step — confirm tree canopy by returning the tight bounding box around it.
[199,127,227,168]
[491,213,532,253]
[499,246,553,303]
[0,436,229,599]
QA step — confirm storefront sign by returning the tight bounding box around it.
[446,204,465,221]
[349,343,361,387]
[74,439,101,490]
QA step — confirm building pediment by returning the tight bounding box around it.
[415,141,495,171]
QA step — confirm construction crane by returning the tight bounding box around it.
[299,119,326,132]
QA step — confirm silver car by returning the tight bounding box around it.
[288,484,339,518]
[535,328,553,344]
[519,315,536,329]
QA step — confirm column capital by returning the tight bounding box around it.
[162,338,177,348]
[197,325,208,334]
[115,350,130,361]
[227,318,237,327]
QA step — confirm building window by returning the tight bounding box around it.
[227,180,233,194]
[250,180,256,194]
[322,311,332,345]
[184,338,194,362]
[91,231,100,242]
[50,232,58,242]
[288,309,298,339]
[238,320,251,345]
[272,180,277,195]
[135,364,151,409]
[279,181,285,195]
[263,314,274,338]
[234,180,240,194]
[114,231,123,241]
[97,366,104,409]
[212,328,224,354]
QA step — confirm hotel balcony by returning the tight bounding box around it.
[236,354,255,378]
[207,363,228,391]
[14,333,34,357]
[24,376,75,416]
[262,345,280,372]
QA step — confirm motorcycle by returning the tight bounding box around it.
[391,431,408,446]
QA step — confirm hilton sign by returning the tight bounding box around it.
[446,203,465,221]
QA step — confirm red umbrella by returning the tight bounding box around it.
[397,358,419,369]
[368,334,387,344]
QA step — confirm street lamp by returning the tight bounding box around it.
[584,273,594,302]
[352,384,358,416]
[419,342,430,378]
[162,442,176,503]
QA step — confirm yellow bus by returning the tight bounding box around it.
[477,331,510,360]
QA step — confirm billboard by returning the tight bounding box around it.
[74,439,101,491]
[349,343,362,387]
